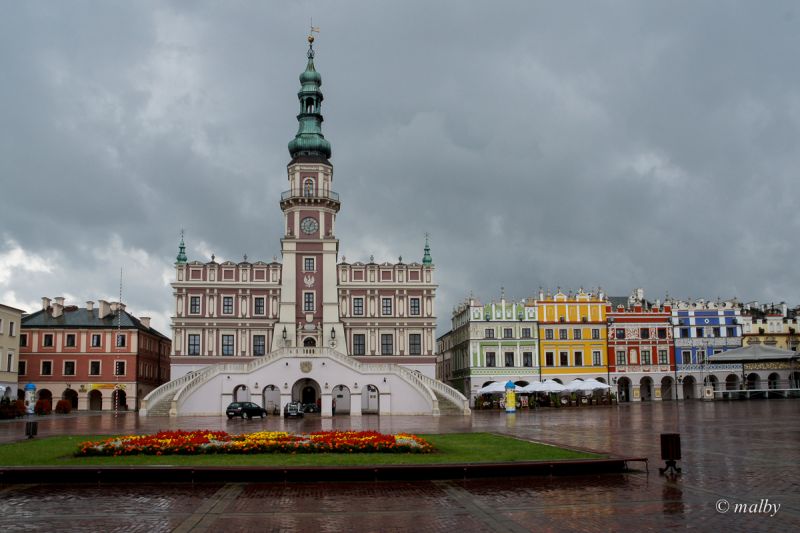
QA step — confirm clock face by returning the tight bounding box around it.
[300,217,319,235]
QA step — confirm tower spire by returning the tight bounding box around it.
[176,230,187,264]
[422,233,433,266]
[288,31,331,161]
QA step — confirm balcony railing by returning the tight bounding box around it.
[281,189,340,202]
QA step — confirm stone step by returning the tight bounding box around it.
[433,391,468,415]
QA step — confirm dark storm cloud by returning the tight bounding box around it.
[2,1,800,333]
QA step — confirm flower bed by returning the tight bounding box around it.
[76,430,434,457]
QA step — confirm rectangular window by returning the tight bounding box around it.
[642,350,652,365]
[697,349,706,364]
[353,298,364,316]
[222,335,234,356]
[20,334,27,347]
[41,361,52,375]
[223,296,233,315]
[726,327,736,337]
[574,351,583,366]
[616,328,625,339]
[353,334,366,355]
[190,296,201,314]
[657,328,667,339]
[504,352,514,367]
[573,328,582,340]
[617,350,627,366]
[680,328,689,338]
[64,361,75,376]
[486,352,496,367]
[43,334,53,347]
[545,352,554,367]
[6,353,11,372]
[410,298,421,316]
[545,329,554,340]
[304,292,315,312]
[8,322,14,336]
[381,334,393,355]
[592,328,600,340]
[90,361,100,375]
[559,352,569,366]
[521,327,532,338]
[682,350,691,364]
[188,334,200,356]
[91,334,101,347]
[409,334,422,355]
[523,351,533,367]
[658,349,668,365]
[116,334,126,348]
[115,361,126,376]
[253,335,265,356]
[712,327,720,337]
[503,328,513,339]
[640,328,650,339]
[695,327,704,338]
[65,334,76,347]
[592,351,601,366]
[304,257,315,271]
[485,328,495,339]
[254,297,265,315]
[18,360,26,375]
[382,298,392,316]
[559,329,568,340]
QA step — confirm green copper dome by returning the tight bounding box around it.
[288,38,331,160]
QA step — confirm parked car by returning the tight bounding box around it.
[283,401,305,418]
[302,403,320,413]
[226,401,267,419]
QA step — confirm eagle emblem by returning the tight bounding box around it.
[300,361,312,373]
[304,274,315,287]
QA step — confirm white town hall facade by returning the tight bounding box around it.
[140,36,469,417]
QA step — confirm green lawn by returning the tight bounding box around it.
[0,433,601,467]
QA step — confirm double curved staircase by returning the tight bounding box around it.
[141,347,470,417]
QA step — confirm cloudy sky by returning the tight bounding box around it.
[2,1,800,335]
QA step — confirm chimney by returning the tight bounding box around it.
[140,316,151,329]
[98,300,112,319]
[41,297,51,310]
[86,301,94,312]
[52,297,64,318]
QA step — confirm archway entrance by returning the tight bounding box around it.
[725,374,740,391]
[262,385,280,414]
[682,376,697,399]
[746,373,761,390]
[62,388,78,409]
[616,377,631,402]
[661,376,674,400]
[88,390,102,411]
[332,384,351,415]
[112,389,128,410]
[303,337,317,347]
[640,377,653,401]
[292,378,320,408]
[233,384,250,402]
[38,389,52,402]
[362,384,380,414]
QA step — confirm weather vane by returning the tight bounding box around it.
[309,19,320,43]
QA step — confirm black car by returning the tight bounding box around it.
[302,403,320,413]
[283,401,304,418]
[226,401,267,419]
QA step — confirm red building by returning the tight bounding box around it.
[19,297,170,411]
[607,290,675,402]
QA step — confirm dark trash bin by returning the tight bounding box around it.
[659,433,681,475]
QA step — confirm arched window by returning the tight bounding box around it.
[303,178,315,197]
[305,97,314,113]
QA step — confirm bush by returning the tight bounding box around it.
[34,399,52,415]
[55,399,72,414]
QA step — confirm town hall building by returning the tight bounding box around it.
[140,35,469,417]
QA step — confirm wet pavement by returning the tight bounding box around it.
[1,401,798,531]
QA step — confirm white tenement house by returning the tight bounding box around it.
[141,36,469,417]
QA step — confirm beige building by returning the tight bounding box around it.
[0,303,25,400]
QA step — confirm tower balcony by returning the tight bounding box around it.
[280,189,341,211]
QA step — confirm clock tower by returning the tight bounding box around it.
[274,35,345,351]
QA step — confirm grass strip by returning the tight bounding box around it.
[0,433,600,467]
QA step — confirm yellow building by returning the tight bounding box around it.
[536,289,609,381]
